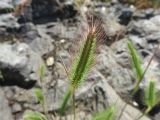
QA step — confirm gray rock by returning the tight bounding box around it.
[12,103,22,113]
[0,14,18,28]
[111,38,131,68]
[150,15,160,26]
[0,89,13,120]
[0,14,19,42]
[0,43,44,88]
[129,35,147,49]
[97,45,134,99]
[132,20,159,35]
[45,22,77,41]
[19,23,55,56]
[131,15,160,36]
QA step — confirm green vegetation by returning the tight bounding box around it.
[24,64,47,120]
[144,80,159,114]
[23,111,47,120]
[60,25,98,115]
[136,80,159,120]
[92,106,116,120]
[128,40,143,94]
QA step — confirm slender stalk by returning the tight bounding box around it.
[60,87,73,115]
[73,91,76,120]
[40,80,49,119]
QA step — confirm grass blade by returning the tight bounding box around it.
[23,111,47,120]
[128,40,143,81]
[92,106,116,120]
[145,80,157,108]
[128,40,144,94]
[35,88,44,105]
[59,88,72,115]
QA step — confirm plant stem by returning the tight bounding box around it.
[118,45,157,120]
[72,91,76,120]
[41,83,49,119]
[60,87,73,115]
[135,107,151,120]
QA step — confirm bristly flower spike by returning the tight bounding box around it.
[60,16,103,114]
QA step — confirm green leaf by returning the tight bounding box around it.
[39,64,45,82]
[35,88,44,105]
[128,40,143,81]
[23,111,47,120]
[145,80,157,108]
[128,40,144,94]
[59,88,72,115]
[93,106,116,120]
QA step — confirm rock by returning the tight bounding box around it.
[111,39,131,68]
[18,23,55,56]
[0,43,45,88]
[12,103,22,114]
[32,0,77,21]
[0,1,14,14]
[133,9,154,20]
[129,35,147,49]
[0,14,19,41]
[146,32,160,44]
[132,20,159,35]
[131,15,160,36]
[103,17,126,45]
[119,8,134,25]
[0,14,19,28]
[97,45,134,99]
[0,89,14,120]
[46,56,54,67]
[13,0,77,23]
[45,22,77,41]
[150,15,160,26]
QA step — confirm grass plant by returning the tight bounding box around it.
[59,18,100,115]
[136,80,159,120]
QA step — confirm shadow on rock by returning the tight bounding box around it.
[0,68,36,89]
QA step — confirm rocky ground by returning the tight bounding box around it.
[0,0,160,120]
